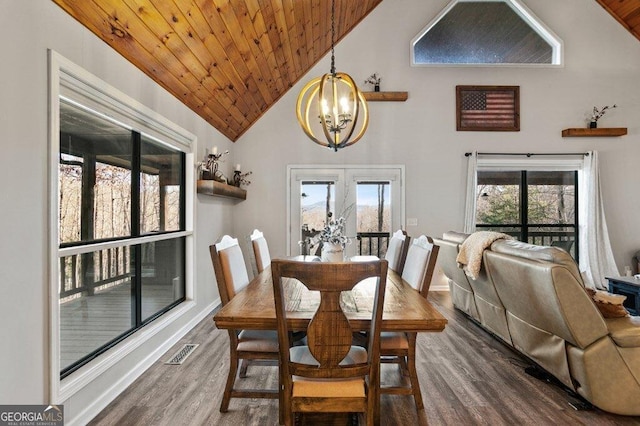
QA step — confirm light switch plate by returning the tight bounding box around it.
[407,218,418,226]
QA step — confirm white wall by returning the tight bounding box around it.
[0,1,234,422]
[233,0,640,279]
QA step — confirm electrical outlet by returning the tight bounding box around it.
[407,218,418,227]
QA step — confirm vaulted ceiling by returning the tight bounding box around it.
[52,0,382,141]
[52,0,639,142]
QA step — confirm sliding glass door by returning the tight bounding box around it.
[475,169,578,258]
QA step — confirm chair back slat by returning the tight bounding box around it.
[210,235,249,305]
[384,229,410,274]
[307,295,352,367]
[402,235,440,298]
[250,229,271,273]
[272,259,388,379]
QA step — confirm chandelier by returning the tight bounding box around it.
[296,0,369,152]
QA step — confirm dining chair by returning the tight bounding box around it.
[210,235,279,412]
[380,235,439,410]
[384,229,411,275]
[271,259,388,426]
[250,228,271,273]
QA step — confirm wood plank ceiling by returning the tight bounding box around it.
[597,0,640,42]
[52,1,640,142]
[52,0,382,141]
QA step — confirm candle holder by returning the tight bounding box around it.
[232,170,242,187]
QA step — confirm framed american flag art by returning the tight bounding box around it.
[456,85,520,131]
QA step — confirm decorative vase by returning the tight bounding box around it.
[589,121,597,129]
[321,242,344,262]
[374,84,380,92]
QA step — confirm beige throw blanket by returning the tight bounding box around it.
[456,231,514,280]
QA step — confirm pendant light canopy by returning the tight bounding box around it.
[296,0,369,152]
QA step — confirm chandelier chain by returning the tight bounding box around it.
[330,0,336,75]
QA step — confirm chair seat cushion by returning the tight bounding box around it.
[380,331,409,350]
[289,346,367,398]
[237,329,279,352]
[605,316,640,348]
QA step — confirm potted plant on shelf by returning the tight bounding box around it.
[364,73,381,92]
[589,104,617,128]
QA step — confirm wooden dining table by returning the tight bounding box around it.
[213,258,447,423]
[213,261,448,333]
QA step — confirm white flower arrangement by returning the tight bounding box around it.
[311,199,354,247]
[315,214,349,246]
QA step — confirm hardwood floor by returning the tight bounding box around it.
[90,292,640,425]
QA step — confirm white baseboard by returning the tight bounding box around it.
[66,299,219,426]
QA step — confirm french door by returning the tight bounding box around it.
[287,166,404,258]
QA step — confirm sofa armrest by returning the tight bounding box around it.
[605,316,640,348]
[441,231,469,244]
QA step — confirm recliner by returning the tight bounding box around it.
[435,231,640,415]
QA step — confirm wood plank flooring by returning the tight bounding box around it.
[90,292,640,425]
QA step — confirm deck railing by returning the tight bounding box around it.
[298,231,392,258]
[60,246,132,301]
[356,232,391,258]
[475,224,577,258]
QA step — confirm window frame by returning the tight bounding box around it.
[49,50,196,402]
[471,154,584,259]
[475,169,579,259]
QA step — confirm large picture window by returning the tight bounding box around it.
[50,51,195,395]
[58,99,187,377]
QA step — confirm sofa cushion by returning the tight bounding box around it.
[586,288,629,319]
[605,316,640,347]
[490,239,583,285]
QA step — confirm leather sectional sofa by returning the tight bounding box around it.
[434,231,640,415]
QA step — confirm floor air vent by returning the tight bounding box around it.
[165,344,199,365]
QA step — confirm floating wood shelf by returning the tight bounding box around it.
[362,91,408,102]
[561,128,627,137]
[197,180,246,200]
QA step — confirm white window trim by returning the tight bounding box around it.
[477,156,585,171]
[48,50,196,403]
[410,0,564,67]
[465,152,585,232]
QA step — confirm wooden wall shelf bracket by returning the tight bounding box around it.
[197,180,246,200]
[362,91,408,102]
[561,128,627,137]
